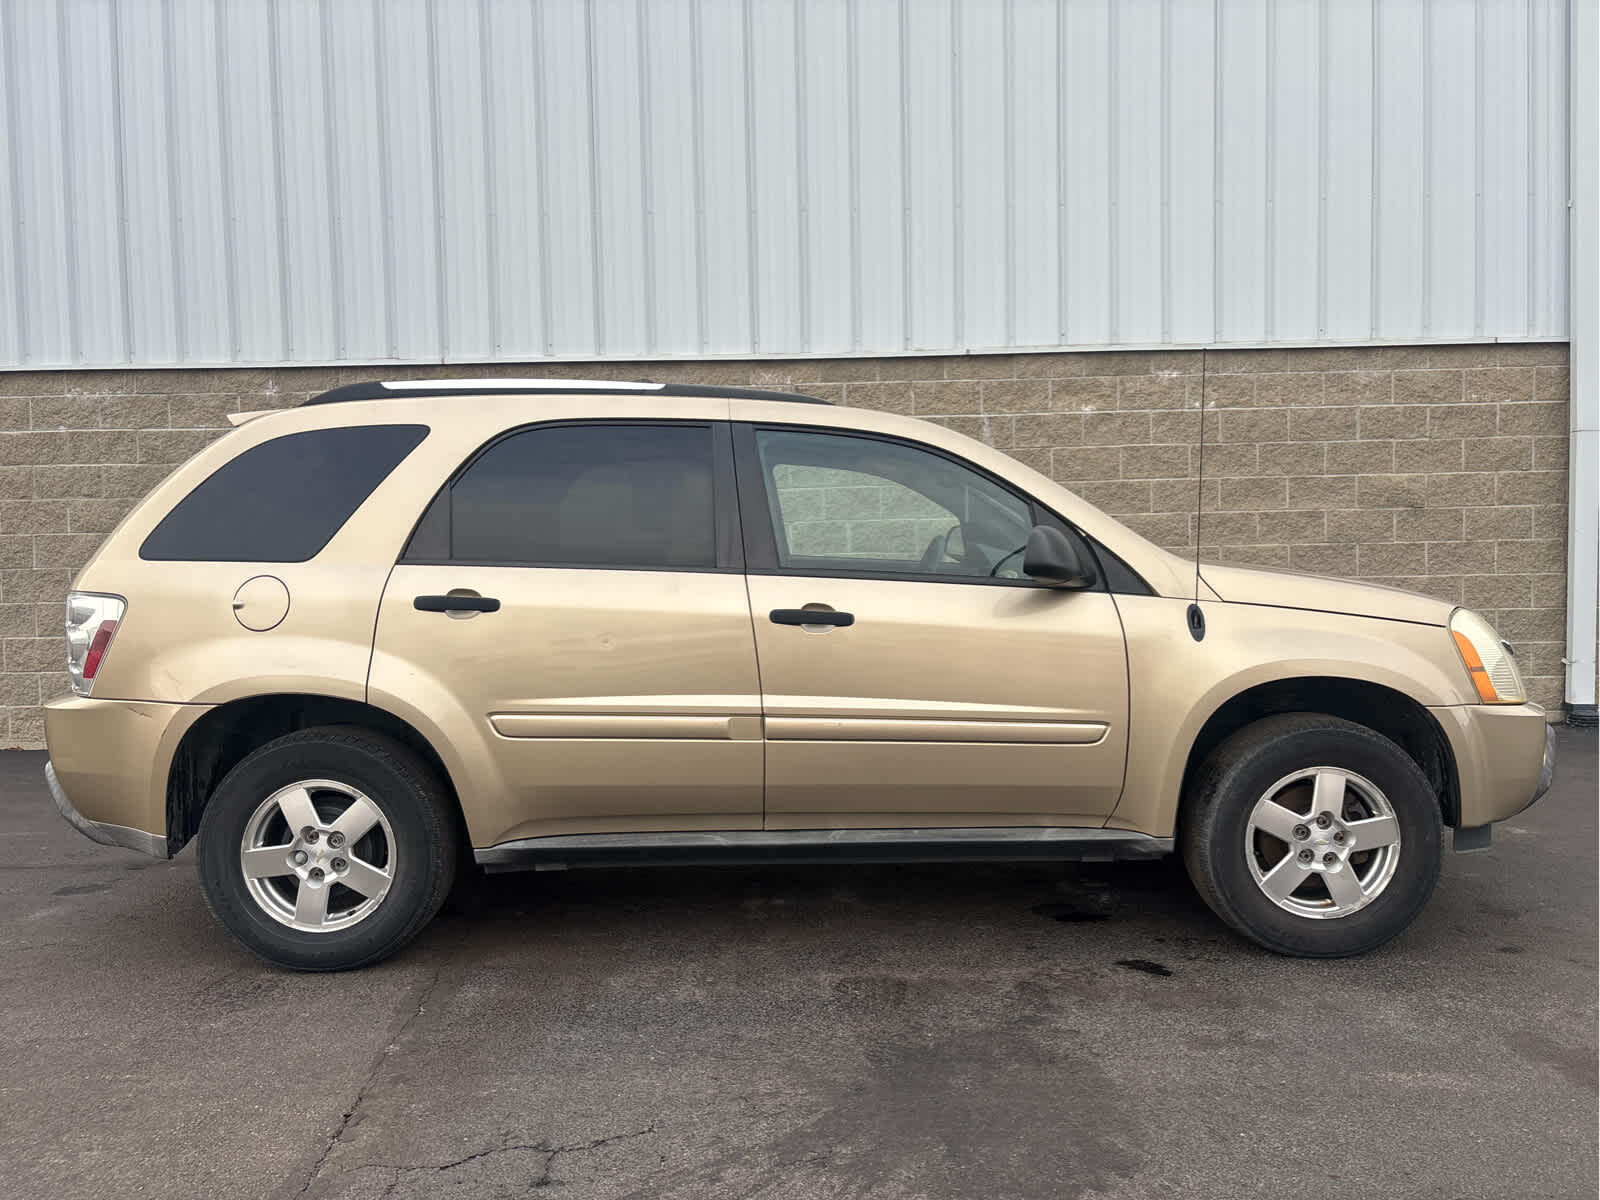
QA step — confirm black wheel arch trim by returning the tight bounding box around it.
[165,693,463,857]
[1175,676,1463,834]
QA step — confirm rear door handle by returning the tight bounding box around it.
[414,594,501,613]
[770,608,853,628]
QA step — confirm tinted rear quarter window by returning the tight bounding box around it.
[413,423,716,569]
[140,424,429,562]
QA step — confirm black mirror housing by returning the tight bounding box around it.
[1022,525,1097,589]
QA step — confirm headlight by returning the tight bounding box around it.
[1449,608,1525,704]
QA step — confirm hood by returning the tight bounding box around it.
[1198,562,1454,627]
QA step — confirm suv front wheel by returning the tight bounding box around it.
[1182,713,1444,957]
[196,727,459,971]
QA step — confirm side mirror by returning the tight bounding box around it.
[1022,525,1098,589]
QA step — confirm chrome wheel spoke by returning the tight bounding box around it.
[1258,855,1306,902]
[241,846,295,879]
[330,796,382,844]
[294,880,331,927]
[1345,813,1401,850]
[1323,865,1365,910]
[1310,769,1347,819]
[1250,799,1305,844]
[340,857,391,899]
[274,785,319,833]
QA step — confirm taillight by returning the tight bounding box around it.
[66,592,126,696]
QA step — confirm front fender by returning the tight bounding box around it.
[1108,595,1469,836]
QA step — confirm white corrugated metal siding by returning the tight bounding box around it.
[0,0,1571,368]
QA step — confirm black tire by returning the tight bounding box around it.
[196,726,459,971]
[1181,713,1443,958]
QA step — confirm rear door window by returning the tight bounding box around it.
[406,422,719,569]
[140,424,428,562]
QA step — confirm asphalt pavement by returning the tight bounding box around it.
[1,730,1594,1200]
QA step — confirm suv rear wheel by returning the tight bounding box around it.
[1182,713,1443,957]
[196,727,458,971]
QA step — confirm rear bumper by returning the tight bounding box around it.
[45,761,167,858]
[1427,701,1553,829]
[43,693,207,858]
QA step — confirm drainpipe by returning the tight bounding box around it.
[1566,0,1598,727]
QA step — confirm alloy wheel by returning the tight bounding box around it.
[238,779,396,932]
[1243,766,1403,919]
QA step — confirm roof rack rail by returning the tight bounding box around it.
[302,379,830,406]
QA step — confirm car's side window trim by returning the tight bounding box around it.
[399,418,743,573]
[730,421,1151,595]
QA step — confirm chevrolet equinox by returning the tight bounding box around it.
[44,379,1555,969]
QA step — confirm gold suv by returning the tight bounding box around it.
[44,380,1555,969]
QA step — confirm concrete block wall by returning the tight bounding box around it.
[0,342,1570,743]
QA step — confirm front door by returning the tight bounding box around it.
[369,421,762,849]
[734,424,1130,829]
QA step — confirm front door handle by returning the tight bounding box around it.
[415,593,501,614]
[770,608,854,628]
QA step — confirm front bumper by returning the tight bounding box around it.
[1529,722,1557,809]
[1428,700,1555,833]
[46,761,167,858]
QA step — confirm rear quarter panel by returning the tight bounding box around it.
[72,400,505,705]
[71,403,474,705]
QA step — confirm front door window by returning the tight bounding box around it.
[754,428,1034,580]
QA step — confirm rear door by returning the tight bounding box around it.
[734,423,1130,829]
[369,420,762,849]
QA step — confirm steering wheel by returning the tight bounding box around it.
[989,543,1027,578]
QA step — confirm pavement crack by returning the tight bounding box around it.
[350,1126,657,1193]
[293,961,448,1196]
[535,1126,658,1187]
